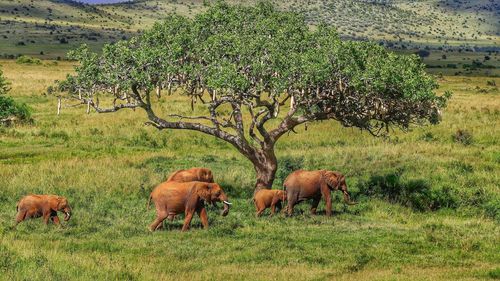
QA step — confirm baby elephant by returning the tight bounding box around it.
[253,189,287,217]
[15,194,72,226]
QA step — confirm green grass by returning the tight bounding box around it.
[0,60,499,280]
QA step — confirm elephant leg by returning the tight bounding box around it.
[43,212,51,225]
[15,210,27,225]
[286,199,296,216]
[323,193,332,216]
[270,204,276,216]
[270,196,282,216]
[51,215,60,225]
[256,208,265,217]
[310,196,321,215]
[150,211,168,232]
[197,207,209,229]
[181,212,194,232]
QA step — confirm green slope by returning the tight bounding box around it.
[0,0,499,59]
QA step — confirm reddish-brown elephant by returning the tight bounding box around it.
[15,194,72,226]
[167,167,214,183]
[284,170,356,216]
[147,181,231,231]
[253,189,287,217]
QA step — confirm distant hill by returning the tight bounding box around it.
[0,0,499,59]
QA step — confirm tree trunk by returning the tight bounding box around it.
[250,147,278,192]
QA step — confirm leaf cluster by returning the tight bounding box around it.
[59,1,448,136]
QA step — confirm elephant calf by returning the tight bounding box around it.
[284,170,356,216]
[253,189,287,217]
[148,181,231,232]
[15,194,72,226]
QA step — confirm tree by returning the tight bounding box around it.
[0,67,31,125]
[56,2,449,190]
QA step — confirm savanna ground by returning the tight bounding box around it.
[0,60,499,280]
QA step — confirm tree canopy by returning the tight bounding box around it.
[57,1,449,188]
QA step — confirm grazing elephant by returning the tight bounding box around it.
[15,194,72,226]
[253,189,287,217]
[147,181,231,231]
[167,167,214,183]
[284,170,356,216]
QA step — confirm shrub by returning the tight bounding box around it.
[453,129,473,145]
[15,55,42,65]
[483,199,500,221]
[420,131,435,142]
[275,156,304,187]
[358,172,457,211]
[0,68,32,125]
[415,49,430,58]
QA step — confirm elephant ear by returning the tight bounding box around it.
[196,183,212,203]
[50,196,62,211]
[323,171,342,190]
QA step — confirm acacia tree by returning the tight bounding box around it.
[57,2,449,190]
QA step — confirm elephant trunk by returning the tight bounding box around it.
[63,208,72,221]
[343,191,357,205]
[220,194,231,216]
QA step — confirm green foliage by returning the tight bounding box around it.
[60,1,448,135]
[0,67,32,124]
[15,55,42,65]
[358,171,458,211]
[275,156,304,187]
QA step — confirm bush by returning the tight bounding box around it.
[359,172,457,211]
[484,199,500,221]
[452,129,473,145]
[415,49,430,58]
[15,55,41,65]
[275,156,304,187]
[0,68,32,125]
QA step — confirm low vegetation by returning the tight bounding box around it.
[0,58,498,280]
[0,67,31,125]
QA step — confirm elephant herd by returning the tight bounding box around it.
[14,168,355,231]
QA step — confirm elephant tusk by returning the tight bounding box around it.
[223,200,232,205]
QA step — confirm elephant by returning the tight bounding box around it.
[284,170,356,216]
[253,189,287,217]
[166,167,214,183]
[147,181,231,231]
[15,194,72,226]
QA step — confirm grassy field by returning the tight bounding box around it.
[0,60,499,280]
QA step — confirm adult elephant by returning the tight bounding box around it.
[15,194,72,226]
[167,167,214,183]
[284,170,356,216]
[147,181,231,231]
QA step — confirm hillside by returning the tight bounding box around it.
[0,0,499,75]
